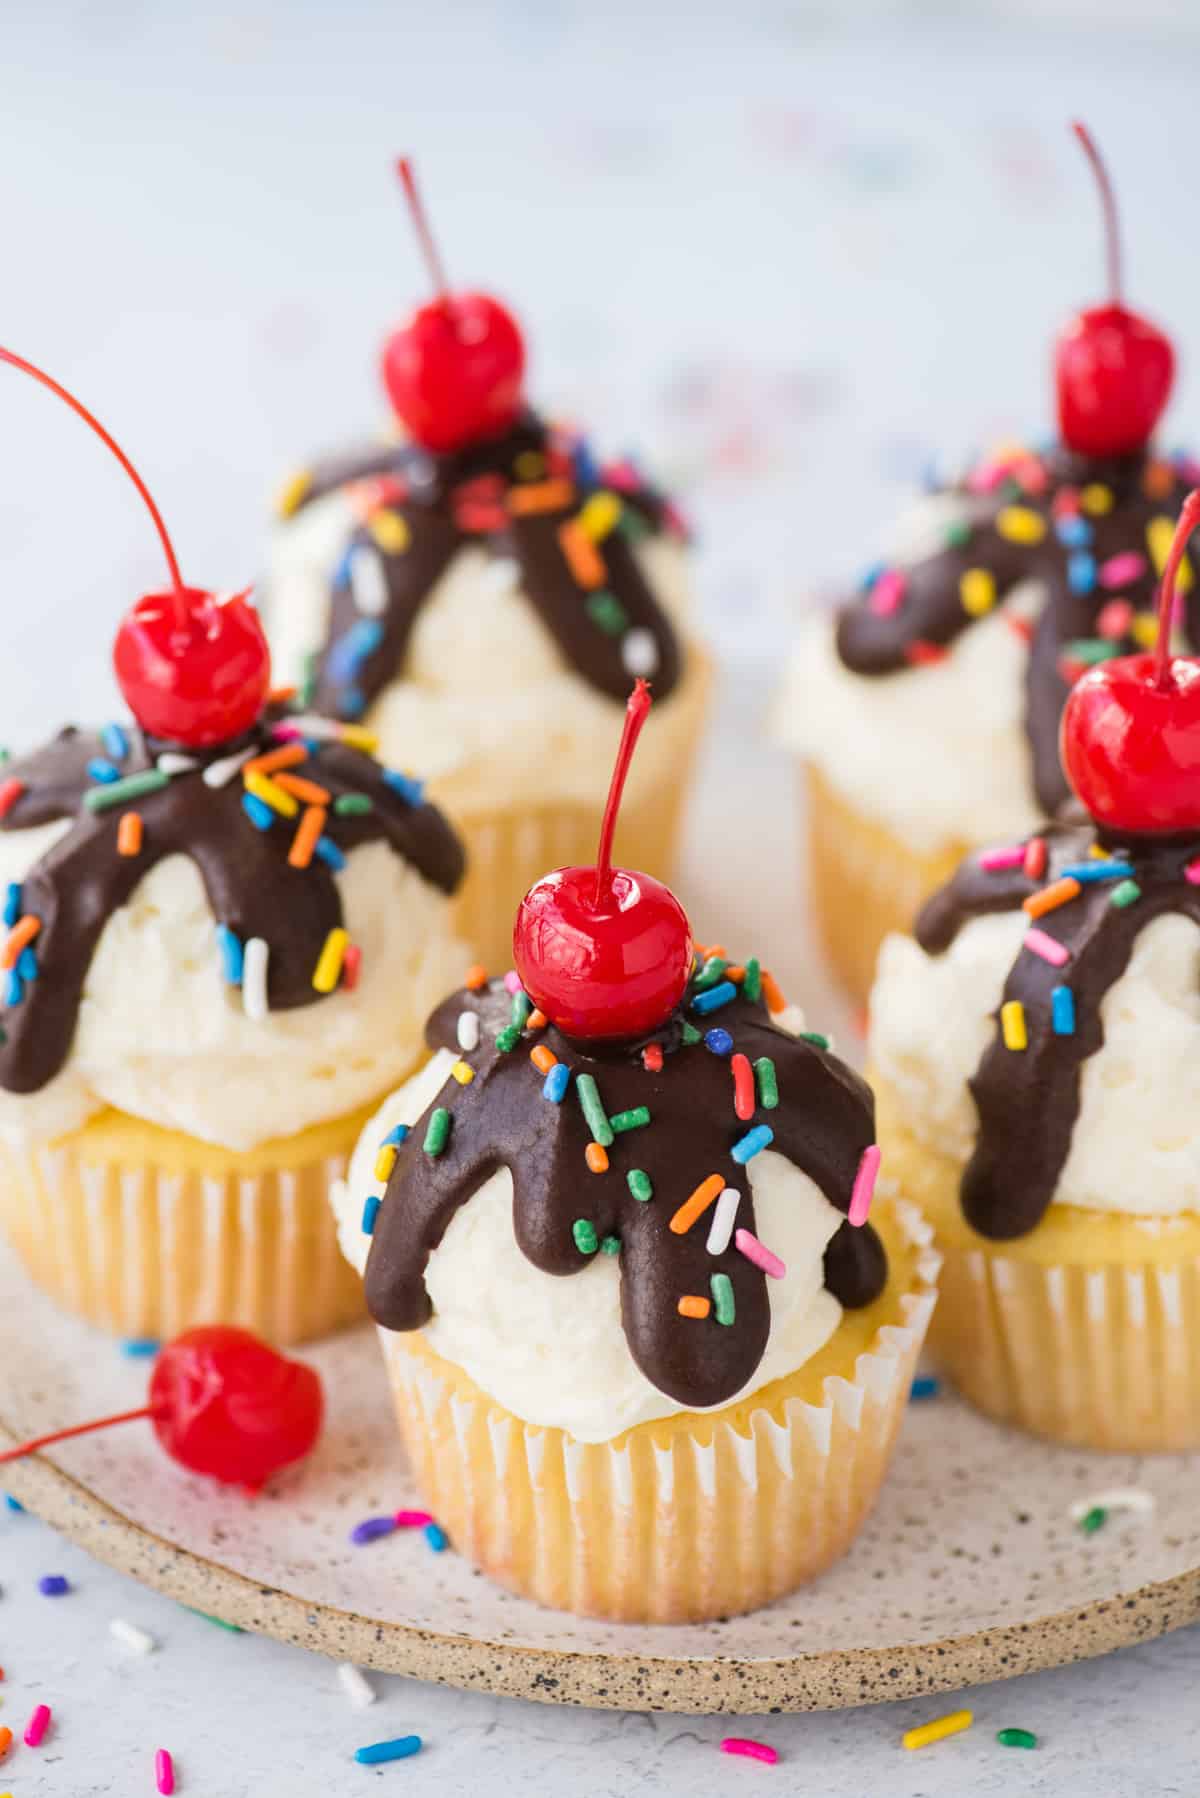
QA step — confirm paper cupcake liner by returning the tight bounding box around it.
[375,1196,939,1622]
[803,762,968,1005]
[0,1103,380,1345]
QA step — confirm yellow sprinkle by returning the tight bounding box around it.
[312,926,349,994]
[902,1709,974,1751]
[1001,1000,1027,1051]
[514,449,546,480]
[959,567,996,617]
[338,725,379,753]
[244,769,299,818]
[996,505,1046,546]
[1131,611,1159,649]
[368,509,411,555]
[275,468,313,519]
[578,490,622,542]
[1148,515,1193,591]
[451,1059,475,1086]
[1081,483,1114,516]
[374,1144,398,1182]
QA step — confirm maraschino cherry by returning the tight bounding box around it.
[0,1327,323,1489]
[0,348,271,749]
[1054,122,1175,458]
[1060,489,1200,832]
[380,157,526,454]
[513,680,693,1041]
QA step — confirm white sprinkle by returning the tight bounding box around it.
[203,745,255,788]
[706,1188,741,1257]
[622,628,659,678]
[483,557,520,595]
[280,714,340,742]
[157,752,200,775]
[457,1011,480,1052]
[349,546,389,616]
[337,1662,377,1709]
[1069,1488,1156,1522]
[243,938,270,1022]
[110,1617,157,1655]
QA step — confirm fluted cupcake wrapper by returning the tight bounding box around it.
[376,1196,939,1623]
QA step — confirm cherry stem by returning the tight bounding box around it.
[593,679,653,905]
[396,157,452,308]
[0,347,189,627]
[0,1403,158,1467]
[1153,489,1200,688]
[1072,121,1123,308]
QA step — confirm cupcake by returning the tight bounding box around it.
[332,683,937,1622]
[0,346,466,1344]
[263,161,708,969]
[777,123,1192,1000]
[869,494,1200,1451]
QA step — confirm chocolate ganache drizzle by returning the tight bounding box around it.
[277,411,686,722]
[364,968,887,1411]
[0,709,464,1094]
[837,444,1200,815]
[917,818,1200,1241]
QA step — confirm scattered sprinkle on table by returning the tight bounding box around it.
[120,1338,162,1358]
[0,1728,11,1762]
[1068,1487,1155,1522]
[110,1617,157,1655]
[910,1375,940,1399]
[997,1727,1038,1749]
[1079,1505,1107,1534]
[351,1515,397,1546]
[354,1734,423,1765]
[721,1737,778,1765]
[24,1703,51,1747]
[184,1607,243,1632]
[338,1663,377,1710]
[424,1522,448,1552]
[155,1747,176,1793]
[38,1574,69,1596]
[902,1708,973,1750]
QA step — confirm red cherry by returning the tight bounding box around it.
[1054,123,1174,458]
[150,1327,323,1488]
[1060,490,1200,832]
[514,680,693,1040]
[380,159,525,453]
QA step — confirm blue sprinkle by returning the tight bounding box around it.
[314,835,346,871]
[215,923,244,985]
[910,1375,941,1400]
[348,616,384,657]
[39,1574,70,1596]
[543,1062,570,1104]
[858,559,887,593]
[1055,514,1092,548]
[692,981,737,1016]
[354,1736,423,1766]
[5,970,24,1007]
[731,1124,774,1165]
[1068,551,1097,595]
[120,1337,162,1358]
[362,1194,381,1235]
[571,436,600,489]
[241,792,274,832]
[424,1522,448,1553]
[350,1515,398,1547]
[328,618,384,682]
[1059,862,1135,884]
[382,1124,410,1147]
[16,945,37,982]
[341,685,366,719]
[87,756,121,784]
[3,883,20,928]
[101,723,130,762]
[1052,985,1076,1036]
[382,769,425,807]
[5,1493,25,1512]
[704,1027,734,1056]
[333,544,355,589]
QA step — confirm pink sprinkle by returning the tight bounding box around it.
[394,1509,435,1528]
[156,1747,175,1795]
[722,1737,779,1765]
[1006,614,1034,645]
[1177,455,1200,486]
[271,722,305,742]
[966,460,1006,494]
[342,942,362,992]
[735,1228,786,1280]
[849,1144,881,1227]
[979,845,1024,871]
[1186,857,1200,887]
[600,458,640,493]
[1098,599,1134,641]
[868,569,907,617]
[1100,551,1147,589]
[503,970,523,995]
[1025,927,1070,967]
[1014,457,1048,496]
[24,1703,50,1747]
[1052,485,1081,517]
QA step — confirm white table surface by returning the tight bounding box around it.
[3,3,1200,1792]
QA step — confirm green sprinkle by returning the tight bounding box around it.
[600,1234,621,1256]
[1001,477,1023,501]
[1110,880,1141,909]
[754,1057,779,1109]
[627,1169,653,1202]
[691,955,729,991]
[333,792,373,816]
[510,990,532,1029]
[585,591,629,636]
[742,958,762,1003]
[617,507,651,542]
[1064,638,1121,665]
[495,1024,522,1053]
[1080,1505,1107,1535]
[681,1021,702,1046]
[573,1218,598,1255]
[996,1729,1037,1750]
[83,769,169,812]
[609,1106,650,1134]
[185,1607,244,1632]
[944,518,972,548]
[423,1107,451,1157]
[299,649,319,709]
[576,1073,614,1146]
[0,747,9,764]
[799,1031,829,1050]
[710,1272,735,1326]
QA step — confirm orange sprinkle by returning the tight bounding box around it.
[342,943,362,991]
[507,477,575,515]
[275,772,331,805]
[0,1724,11,1759]
[558,519,606,589]
[527,1008,548,1031]
[117,811,143,857]
[760,969,787,1013]
[2,915,41,969]
[530,1044,557,1075]
[669,1173,725,1235]
[585,1142,609,1174]
[245,743,307,777]
[696,943,727,961]
[288,805,327,869]
[465,964,488,991]
[678,1295,711,1320]
[1024,877,1081,919]
[725,964,745,983]
[267,685,297,705]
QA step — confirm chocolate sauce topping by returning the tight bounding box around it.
[364,973,886,1411]
[0,712,464,1095]
[837,446,1200,815]
[916,820,1200,1241]
[281,412,686,721]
